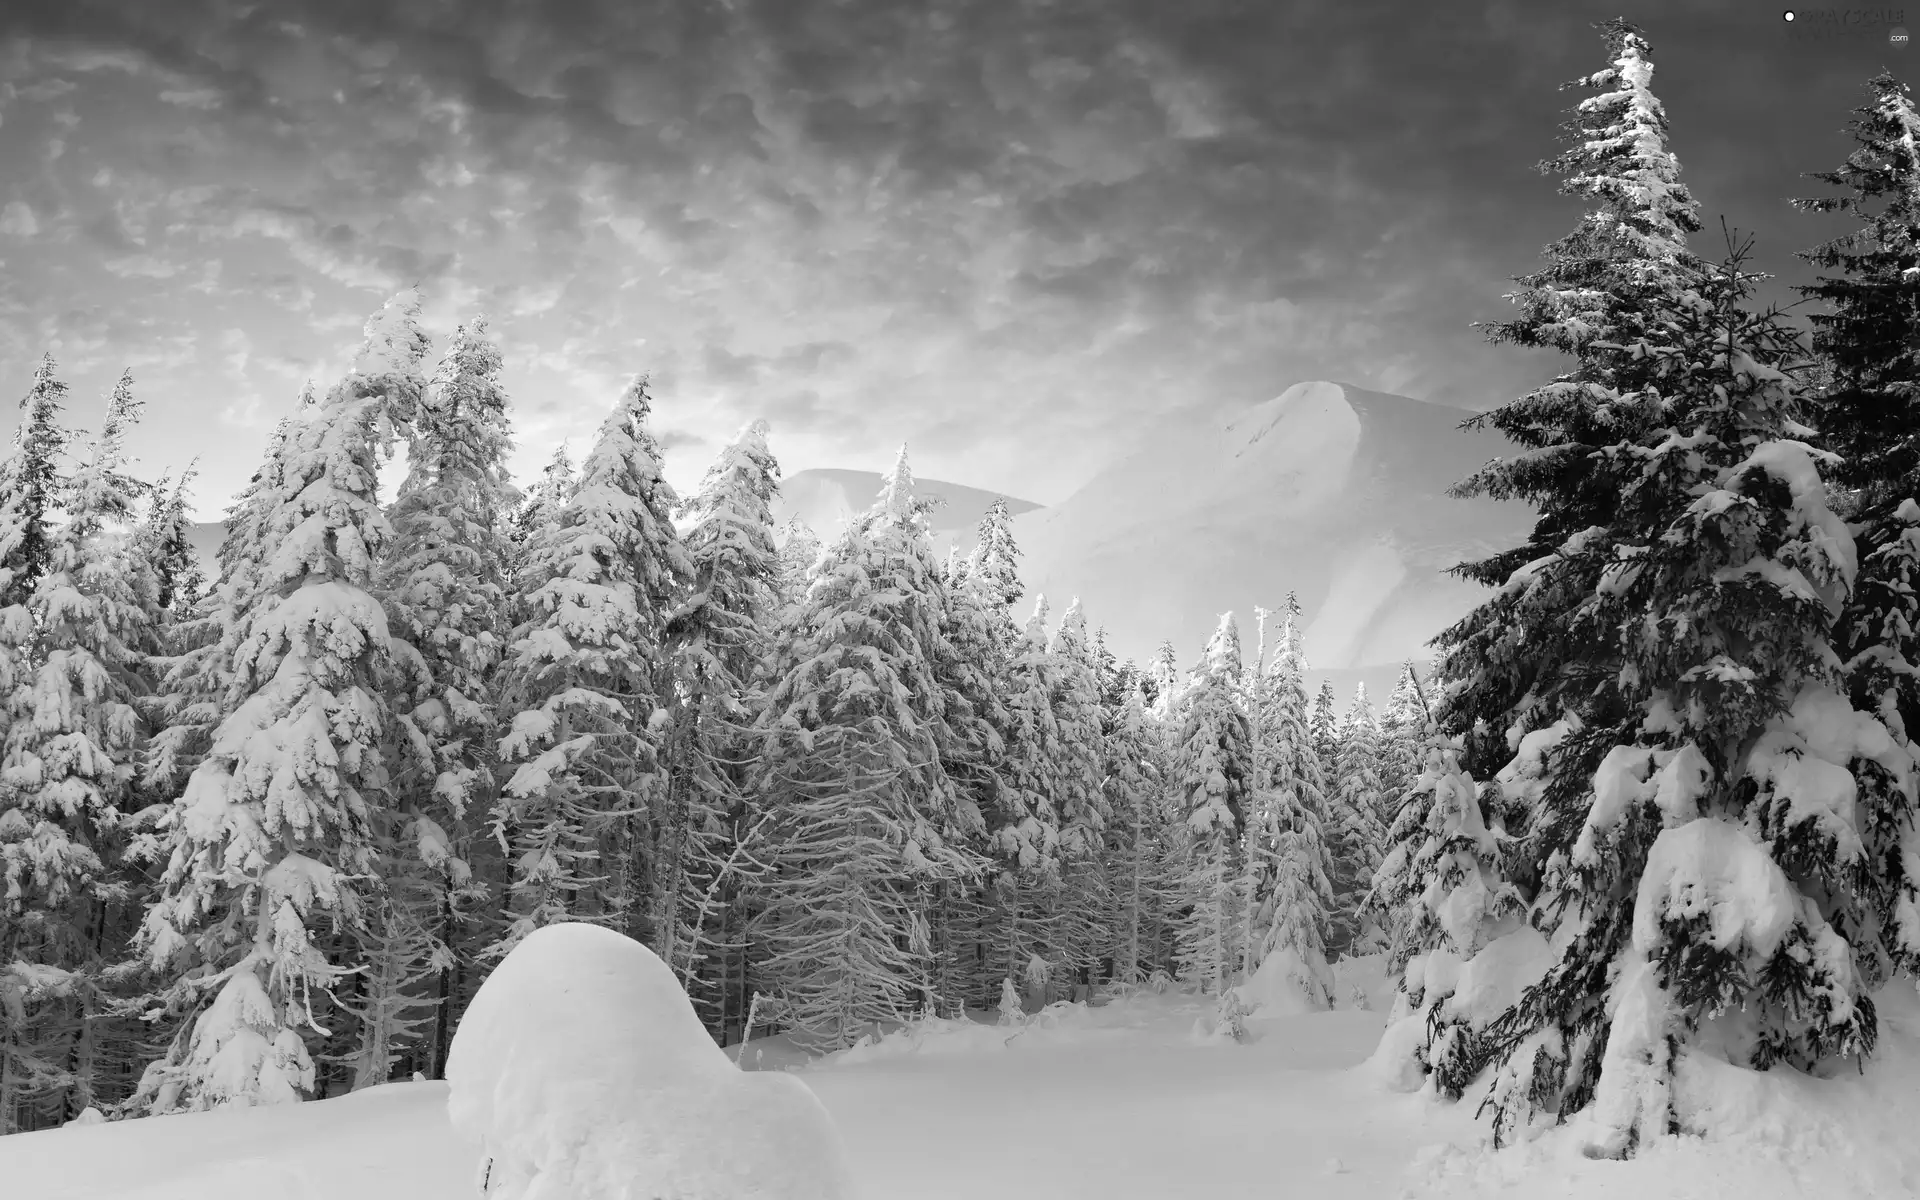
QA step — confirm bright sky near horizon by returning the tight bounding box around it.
[0,0,1903,519]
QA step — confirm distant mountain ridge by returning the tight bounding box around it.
[1012,380,1532,695]
[772,468,1041,559]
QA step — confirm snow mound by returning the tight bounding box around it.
[1235,947,1334,1017]
[444,922,856,1200]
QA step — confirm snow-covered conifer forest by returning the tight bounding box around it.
[6,14,1920,1200]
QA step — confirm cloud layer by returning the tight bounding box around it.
[0,0,1896,514]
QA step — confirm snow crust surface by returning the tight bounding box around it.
[6,957,1919,1200]
[443,922,854,1200]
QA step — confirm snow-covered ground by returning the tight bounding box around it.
[5,957,1918,1200]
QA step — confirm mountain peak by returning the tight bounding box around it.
[1013,382,1531,682]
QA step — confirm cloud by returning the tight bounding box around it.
[0,202,37,237]
[0,0,1884,520]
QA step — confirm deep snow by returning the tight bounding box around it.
[4,956,1918,1200]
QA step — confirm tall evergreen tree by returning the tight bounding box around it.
[1173,614,1254,994]
[1325,684,1391,956]
[133,294,426,1113]
[656,419,780,1038]
[1466,245,1914,1157]
[361,317,521,1085]
[1310,680,1339,779]
[0,373,154,1130]
[491,379,688,952]
[0,354,70,610]
[1369,740,1530,1099]
[1437,17,1705,778]
[1102,683,1177,984]
[967,497,1023,610]
[1243,597,1335,998]
[1793,72,1920,789]
[140,466,204,617]
[1794,71,1920,524]
[751,449,984,1049]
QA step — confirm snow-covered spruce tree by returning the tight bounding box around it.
[1242,597,1335,1003]
[773,517,823,620]
[987,596,1066,993]
[1091,625,1123,709]
[656,419,780,1040]
[1367,740,1535,1100]
[491,379,688,954]
[1102,682,1178,983]
[0,354,71,612]
[512,446,575,554]
[140,390,315,844]
[1794,73,1920,872]
[140,467,205,619]
[1045,599,1113,993]
[132,296,425,1115]
[1146,639,1183,723]
[1325,684,1391,957]
[750,448,986,1049]
[357,317,521,1086]
[1376,660,1431,821]
[1173,613,1255,994]
[1310,680,1339,782]
[0,373,154,1131]
[923,527,1012,1013]
[1467,246,1918,1157]
[1794,72,1920,526]
[968,497,1023,610]
[1438,17,1704,779]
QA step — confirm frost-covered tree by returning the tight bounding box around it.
[0,354,70,611]
[751,449,984,1049]
[140,467,204,618]
[1376,660,1431,818]
[491,379,688,953]
[1794,73,1920,792]
[656,419,780,1039]
[1439,17,1705,778]
[923,526,1012,1012]
[1102,683,1177,983]
[773,517,822,618]
[1045,599,1112,988]
[1242,598,1334,1000]
[1467,246,1917,1157]
[0,372,153,1130]
[1173,614,1254,994]
[1794,72,1920,524]
[363,317,521,1084]
[133,295,426,1114]
[1325,684,1390,956]
[1368,740,1535,1100]
[1146,640,1182,723]
[967,497,1023,610]
[983,596,1067,993]
[1310,681,1339,780]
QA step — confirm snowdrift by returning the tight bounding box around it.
[1013,381,1532,686]
[444,922,855,1200]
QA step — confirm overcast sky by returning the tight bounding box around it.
[0,0,1905,517]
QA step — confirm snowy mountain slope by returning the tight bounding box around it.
[1013,381,1534,685]
[9,977,1919,1200]
[774,467,1041,556]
